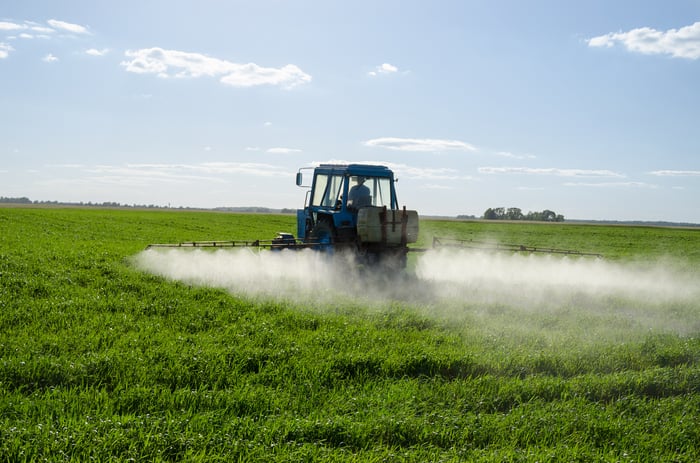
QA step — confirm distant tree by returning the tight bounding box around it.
[541,209,556,221]
[525,211,542,221]
[484,207,507,219]
[506,207,523,220]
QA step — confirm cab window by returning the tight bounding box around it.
[348,176,393,209]
[311,174,344,208]
[368,177,392,208]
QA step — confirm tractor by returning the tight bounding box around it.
[293,164,419,268]
[148,163,419,269]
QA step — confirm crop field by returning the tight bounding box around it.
[1,207,699,462]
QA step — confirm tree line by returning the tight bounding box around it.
[483,207,564,222]
[0,196,32,204]
[0,197,167,209]
[0,197,296,214]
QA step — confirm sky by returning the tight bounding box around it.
[1,1,699,222]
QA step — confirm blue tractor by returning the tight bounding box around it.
[294,164,419,268]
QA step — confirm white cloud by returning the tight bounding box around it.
[317,159,470,181]
[479,167,624,177]
[495,151,536,160]
[0,20,55,36]
[122,162,290,178]
[195,162,290,177]
[47,162,293,188]
[30,26,54,34]
[82,164,223,185]
[85,48,109,56]
[0,21,25,31]
[1,20,88,56]
[587,21,700,59]
[220,63,311,88]
[47,19,90,35]
[364,137,476,152]
[42,53,59,63]
[266,147,302,154]
[49,163,86,168]
[121,47,312,89]
[390,164,469,180]
[368,62,399,76]
[564,182,657,188]
[423,183,455,190]
[650,170,700,176]
[0,42,14,59]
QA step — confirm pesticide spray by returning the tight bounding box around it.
[133,246,700,336]
[416,248,697,304]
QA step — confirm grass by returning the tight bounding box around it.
[0,207,699,461]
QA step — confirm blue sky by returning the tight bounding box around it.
[1,1,699,222]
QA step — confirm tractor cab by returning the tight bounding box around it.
[295,164,399,243]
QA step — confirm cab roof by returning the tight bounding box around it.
[316,164,394,177]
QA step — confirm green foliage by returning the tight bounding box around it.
[483,207,564,222]
[0,207,698,461]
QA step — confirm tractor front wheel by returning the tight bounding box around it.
[309,220,334,250]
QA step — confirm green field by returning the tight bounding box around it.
[1,207,699,461]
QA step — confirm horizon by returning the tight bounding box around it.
[1,1,699,223]
[4,195,700,227]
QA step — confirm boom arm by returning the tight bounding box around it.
[429,237,603,257]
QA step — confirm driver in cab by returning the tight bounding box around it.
[347,176,371,209]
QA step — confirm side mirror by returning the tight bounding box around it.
[295,172,303,186]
